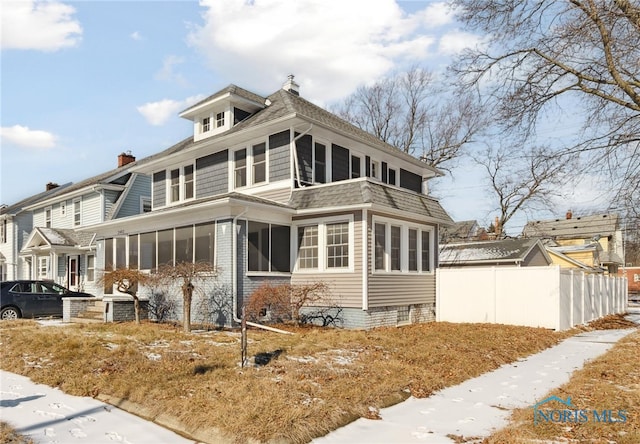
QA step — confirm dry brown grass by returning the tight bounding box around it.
[0,422,34,444]
[486,327,640,444]
[0,320,576,443]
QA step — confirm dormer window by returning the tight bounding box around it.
[216,112,225,128]
[202,117,211,133]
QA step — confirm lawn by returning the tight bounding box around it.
[0,317,631,443]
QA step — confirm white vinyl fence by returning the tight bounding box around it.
[436,266,628,331]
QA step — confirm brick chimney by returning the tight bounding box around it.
[566,209,573,220]
[46,182,59,191]
[282,74,300,96]
[118,151,136,167]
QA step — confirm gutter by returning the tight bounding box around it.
[231,207,292,335]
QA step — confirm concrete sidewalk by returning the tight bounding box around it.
[314,326,638,443]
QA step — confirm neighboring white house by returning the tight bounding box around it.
[7,153,151,295]
[84,78,454,329]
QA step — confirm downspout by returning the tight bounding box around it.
[362,209,368,310]
[291,124,313,188]
[231,207,292,335]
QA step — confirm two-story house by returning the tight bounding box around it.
[0,183,71,281]
[15,153,151,295]
[522,211,624,274]
[85,78,453,329]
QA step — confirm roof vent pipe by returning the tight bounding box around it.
[566,209,573,220]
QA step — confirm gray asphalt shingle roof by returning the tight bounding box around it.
[522,214,619,239]
[289,179,453,224]
[36,227,95,247]
[439,238,544,265]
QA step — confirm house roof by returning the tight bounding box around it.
[439,238,550,265]
[522,213,619,239]
[23,227,95,251]
[1,183,72,217]
[160,85,444,177]
[289,178,453,224]
[440,220,480,242]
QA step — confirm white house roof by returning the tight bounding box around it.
[522,213,619,239]
[439,238,551,266]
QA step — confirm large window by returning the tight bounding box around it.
[195,222,215,265]
[296,218,352,272]
[128,235,139,269]
[140,232,156,270]
[248,221,290,273]
[297,226,318,269]
[157,229,173,266]
[390,225,401,271]
[169,165,194,203]
[374,219,433,273]
[175,225,194,263]
[327,222,349,268]
[115,238,126,268]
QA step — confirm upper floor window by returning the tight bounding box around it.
[370,160,380,180]
[169,165,195,203]
[141,197,152,213]
[45,207,52,228]
[233,141,269,189]
[216,112,225,128]
[351,155,361,179]
[202,117,211,133]
[315,143,326,183]
[73,199,81,226]
[252,143,266,184]
[0,219,6,243]
[234,149,247,188]
[388,168,397,186]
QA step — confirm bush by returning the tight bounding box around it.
[246,282,340,326]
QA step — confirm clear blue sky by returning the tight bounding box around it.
[1,0,610,235]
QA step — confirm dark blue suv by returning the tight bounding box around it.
[0,280,92,320]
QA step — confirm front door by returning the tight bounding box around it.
[68,256,79,290]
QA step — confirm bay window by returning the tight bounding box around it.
[373,219,433,273]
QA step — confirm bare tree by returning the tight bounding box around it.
[452,0,640,215]
[100,268,149,324]
[333,66,487,170]
[474,144,572,232]
[155,261,217,333]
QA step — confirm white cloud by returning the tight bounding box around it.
[0,125,57,149]
[438,30,483,55]
[187,0,463,103]
[155,55,188,86]
[130,31,142,41]
[137,95,206,126]
[1,0,82,51]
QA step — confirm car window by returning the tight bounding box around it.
[10,283,31,293]
[41,282,66,294]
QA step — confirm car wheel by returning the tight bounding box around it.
[0,307,21,320]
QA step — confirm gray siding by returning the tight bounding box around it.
[269,130,290,182]
[117,174,151,218]
[196,150,229,199]
[104,189,120,220]
[291,211,363,308]
[524,248,551,267]
[153,171,166,208]
[366,211,438,308]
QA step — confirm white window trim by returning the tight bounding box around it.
[372,216,434,274]
[38,256,49,279]
[165,164,195,205]
[293,214,354,273]
[45,206,52,227]
[230,138,270,190]
[73,199,81,226]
